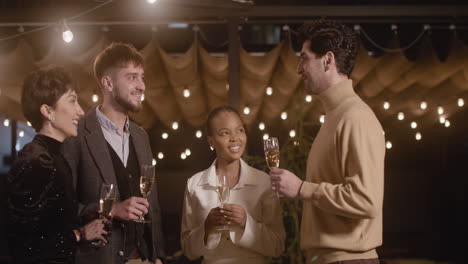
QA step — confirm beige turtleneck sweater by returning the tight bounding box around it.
[299,79,385,264]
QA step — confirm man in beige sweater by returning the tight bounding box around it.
[269,20,385,264]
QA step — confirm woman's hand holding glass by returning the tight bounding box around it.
[91,183,116,247]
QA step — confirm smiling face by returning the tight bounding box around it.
[108,62,145,113]
[297,40,327,95]
[48,89,84,141]
[208,111,247,163]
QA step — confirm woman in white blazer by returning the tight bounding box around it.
[181,106,285,264]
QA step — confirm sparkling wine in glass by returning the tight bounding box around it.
[92,183,116,247]
[264,137,281,197]
[134,164,155,223]
[216,175,231,231]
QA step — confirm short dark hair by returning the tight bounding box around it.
[21,67,77,131]
[298,20,358,77]
[206,106,244,136]
[94,42,144,81]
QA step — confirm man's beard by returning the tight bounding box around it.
[114,92,141,113]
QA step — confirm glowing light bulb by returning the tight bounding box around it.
[386,141,392,149]
[266,87,273,96]
[289,130,296,138]
[158,152,164,159]
[19,130,24,137]
[420,101,427,110]
[243,107,250,115]
[3,119,10,127]
[383,101,390,110]
[180,153,187,160]
[439,116,446,124]
[444,120,450,127]
[305,95,312,103]
[162,132,168,139]
[397,112,405,120]
[27,121,32,127]
[457,98,464,107]
[172,122,179,130]
[62,29,73,43]
[92,94,99,103]
[183,88,191,98]
[259,122,265,130]
[263,134,269,140]
[195,130,202,138]
[152,159,157,166]
[185,149,191,156]
[147,0,157,3]
[411,122,417,129]
[319,115,325,123]
[437,106,444,115]
[281,112,287,120]
[415,132,422,141]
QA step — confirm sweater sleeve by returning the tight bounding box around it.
[180,182,221,260]
[300,111,385,219]
[231,187,285,257]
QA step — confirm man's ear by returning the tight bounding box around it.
[100,75,113,92]
[323,51,335,71]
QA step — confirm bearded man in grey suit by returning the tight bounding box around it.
[63,42,165,264]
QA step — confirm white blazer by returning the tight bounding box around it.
[181,158,285,264]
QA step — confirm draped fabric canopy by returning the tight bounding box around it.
[1,34,467,135]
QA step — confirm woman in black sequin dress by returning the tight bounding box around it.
[6,67,108,264]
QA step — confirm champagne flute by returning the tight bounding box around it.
[91,183,116,247]
[264,137,280,197]
[134,164,155,223]
[216,174,231,231]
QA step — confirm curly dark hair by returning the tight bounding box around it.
[21,67,78,131]
[297,20,358,77]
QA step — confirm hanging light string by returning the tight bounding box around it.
[357,25,428,53]
[0,0,113,42]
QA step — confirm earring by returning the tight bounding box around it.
[210,146,214,151]
[48,114,55,122]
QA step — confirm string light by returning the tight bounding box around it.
[185,149,191,156]
[172,122,179,130]
[386,141,392,149]
[397,112,405,120]
[439,116,446,124]
[415,132,422,141]
[437,106,444,115]
[266,87,273,96]
[305,95,312,103]
[289,130,296,138]
[319,115,325,123]
[152,159,157,166]
[183,88,191,98]
[180,152,187,160]
[62,20,73,43]
[195,130,202,138]
[411,122,417,129]
[383,101,390,110]
[158,152,164,159]
[243,106,250,115]
[162,132,169,139]
[444,120,451,127]
[19,130,24,137]
[263,134,269,140]
[92,94,99,103]
[259,122,265,130]
[281,112,287,120]
[27,121,32,127]
[420,101,427,110]
[3,119,9,127]
[458,98,464,107]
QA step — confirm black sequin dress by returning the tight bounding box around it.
[6,134,79,264]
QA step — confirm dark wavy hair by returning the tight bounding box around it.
[206,106,244,136]
[94,42,144,81]
[21,67,78,131]
[297,20,358,77]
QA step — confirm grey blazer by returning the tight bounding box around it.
[63,107,165,264]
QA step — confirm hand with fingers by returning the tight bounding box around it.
[110,196,149,221]
[80,218,109,243]
[204,207,228,234]
[220,204,246,228]
[269,168,303,199]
